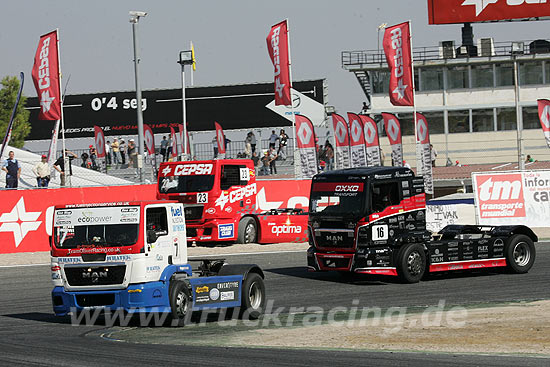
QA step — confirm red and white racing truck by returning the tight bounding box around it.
[157,159,308,244]
[307,167,537,283]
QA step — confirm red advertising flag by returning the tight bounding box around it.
[267,20,292,106]
[382,113,403,167]
[537,99,550,148]
[93,126,105,158]
[214,121,226,155]
[415,112,434,195]
[31,30,61,120]
[170,126,178,157]
[383,22,414,107]
[360,115,381,167]
[428,0,550,25]
[294,114,318,178]
[331,113,351,169]
[347,113,367,168]
[144,124,155,155]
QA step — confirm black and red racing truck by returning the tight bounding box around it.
[306,166,537,283]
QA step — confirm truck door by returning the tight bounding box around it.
[144,206,173,280]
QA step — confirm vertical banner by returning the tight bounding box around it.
[383,22,414,107]
[537,99,550,148]
[360,115,381,167]
[93,126,105,158]
[347,113,367,167]
[214,121,226,159]
[294,114,318,178]
[331,113,351,169]
[47,120,60,165]
[382,113,403,167]
[170,126,178,158]
[416,113,434,195]
[31,30,62,120]
[0,72,24,158]
[266,20,292,106]
[143,124,155,156]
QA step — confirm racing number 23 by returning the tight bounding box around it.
[372,225,388,241]
[197,192,208,203]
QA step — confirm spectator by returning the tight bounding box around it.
[160,136,169,162]
[2,151,21,189]
[105,140,112,166]
[250,131,257,154]
[167,136,173,160]
[430,144,437,167]
[260,151,270,176]
[251,152,259,171]
[278,129,288,160]
[318,144,326,164]
[403,160,411,169]
[111,138,120,167]
[119,139,126,165]
[361,102,369,114]
[33,154,51,187]
[128,139,137,167]
[212,136,218,158]
[54,150,77,186]
[245,132,253,158]
[224,137,231,158]
[269,147,278,175]
[526,154,535,163]
[324,141,334,171]
[80,152,89,168]
[88,145,98,170]
[269,130,278,149]
[380,148,385,166]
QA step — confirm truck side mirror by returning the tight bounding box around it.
[147,230,158,244]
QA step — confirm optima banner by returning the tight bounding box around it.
[473,170,550,227]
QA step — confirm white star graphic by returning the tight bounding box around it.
[275,78,286,98]
[40,90,56,113]
[462,0,498,16]
[392,79,408,100]
[0,198,42,248]
[215,191,229,210]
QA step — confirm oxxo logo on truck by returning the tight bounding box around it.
[335,185,360,192]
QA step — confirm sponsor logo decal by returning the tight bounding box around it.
[196,286,209,294]
[218,224,234,239]
[271,224,303,236]
[209,288,220,301]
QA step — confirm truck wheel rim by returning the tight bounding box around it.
[248,282,262,309]
[513,242,530,267]
[407,251,423,276]
[175,292,188,318]
[245,223,256,243]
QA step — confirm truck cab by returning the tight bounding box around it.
[50,201,266,325]
[307,167,537,283]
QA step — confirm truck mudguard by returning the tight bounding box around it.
[439,224,538,242]
[217,264,264,280]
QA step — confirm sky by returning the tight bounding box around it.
[0,0,548,115]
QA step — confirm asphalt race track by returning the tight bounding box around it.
[0,243,549,366]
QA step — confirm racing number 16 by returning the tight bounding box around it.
[197,193,208,203]
[372,225,388,241]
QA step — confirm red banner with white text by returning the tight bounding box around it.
[266,20,292,106]
[0,180,312,253]
[295,114,318,178]
[32,30,62,121]
[537,99,550,148]
[144,124,155,155]
[383,22,414,107]
[382,113,403,167]
[94,126,106,158]
[170,127,178,157]
[416,112,434,195]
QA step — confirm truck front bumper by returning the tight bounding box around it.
[307,246,398,276]
[52,281,170,317]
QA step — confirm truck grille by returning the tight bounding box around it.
[184,205,203,220]
[64,265,126,286]
[315,230,355,249]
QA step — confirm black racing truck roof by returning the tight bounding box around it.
[312,166,417,180]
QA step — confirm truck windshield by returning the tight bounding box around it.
[53,206,140,248]
[309,182,366,217]
[158,175,215,193]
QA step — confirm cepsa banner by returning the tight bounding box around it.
[473,170,550,227]
[428,0,550,24]
[0,180,311,254]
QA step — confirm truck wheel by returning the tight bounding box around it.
[169,280,191,327]
[237,217,257,244]
[396,243,426,283]
[505,234,536,274]
[240,273,265,319]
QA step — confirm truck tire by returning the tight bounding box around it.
[237,217,257,244]
[396,243,426,283]
[169,280,191,327]
[240,273,265,319]
[505,234,536,274]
